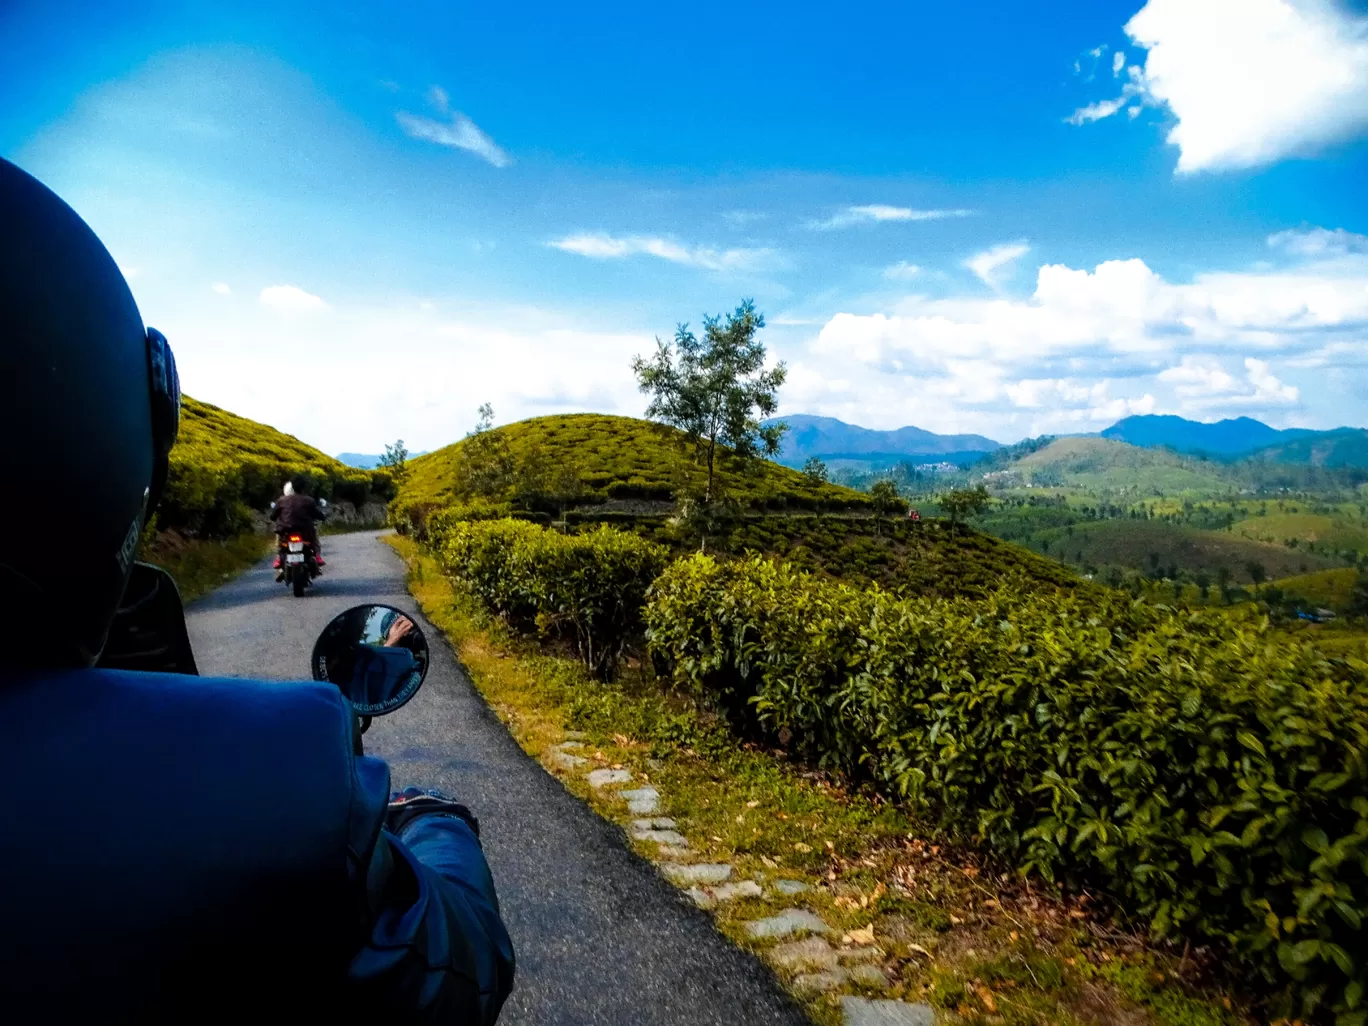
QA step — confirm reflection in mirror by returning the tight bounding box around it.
[311,604,429,716]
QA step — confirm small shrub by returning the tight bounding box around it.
[439,519,669,679]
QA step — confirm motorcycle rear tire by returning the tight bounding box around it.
[292,570,307,597]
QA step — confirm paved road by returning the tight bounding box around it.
[186,530,810,1026]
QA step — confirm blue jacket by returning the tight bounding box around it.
[0,667,515,1023]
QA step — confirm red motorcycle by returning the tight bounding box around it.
[279,533,319,597]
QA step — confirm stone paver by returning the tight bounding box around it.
[770,936,840,971]
[632,817,677,830]
[711,880,762,902]
[745,908,831,940]
[771,879,809,896]
[840,997,936,1026]
[550,751,588,771]
[657,844,690,859]
[794,970,846,994]
[662,863,732,885]
[587,768,633,788]
[633,827,689,846]
[619,786,660,814]
[845,964,889,989]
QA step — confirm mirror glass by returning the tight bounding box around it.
[311,604,429,716]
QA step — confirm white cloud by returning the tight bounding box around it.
[1072,0,1368,172]
[211,282,231,294]
[547,233,778,273]
[813,205,974,229]
[259,284,328,314]
[786,235,1368,435]
[1113,50,1127,76]
[1268,227,1368,257]
[883,261,922,281]
[965,241,1030,288]
[395,85,511,167]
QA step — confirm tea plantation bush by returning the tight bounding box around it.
[439,518,669,679]
[163,397,392,538]
[646,553,1368,1023]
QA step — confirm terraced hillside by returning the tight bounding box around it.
[161,396,394,537]
[397,412,870,513]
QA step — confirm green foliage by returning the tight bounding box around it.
[395,412,868,517]
[379,438,410,486]
[437,518,669,679]
[938,485,992,523]
[632,299,787,503]
[645,553,1368,1022]
[456,402,518,499]
[802,456,829,484]
[869,478,903,515]
[162,397,392,539]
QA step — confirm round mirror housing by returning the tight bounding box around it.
[311,604,429,716]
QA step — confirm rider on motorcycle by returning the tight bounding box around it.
[270,479,328,578]
[0,157,515,1022]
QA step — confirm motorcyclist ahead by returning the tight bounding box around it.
[0,156,515,1023]
[271,478,328,577]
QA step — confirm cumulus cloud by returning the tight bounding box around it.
[211,282,231,294]
[547,233,778,273]
[813,205,974,229]
[965,241,1030,288]
[396,85,511,167]
[259,284,328,314]
[1071,0,1368,173]
[787,236,1367,435]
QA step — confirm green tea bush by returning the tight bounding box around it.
[646,553,1368,1023]
[440,519,669,679]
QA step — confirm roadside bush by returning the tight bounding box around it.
[439,519,669,679]
[646,553,1368,1023]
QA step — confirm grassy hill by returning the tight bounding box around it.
[161,396,393,538]
[996,436,1230,494]
[1230,511,1368,554]
[398,413,870,513]
[1024,518,1337,584]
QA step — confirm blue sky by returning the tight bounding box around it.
[4,0,1368,452]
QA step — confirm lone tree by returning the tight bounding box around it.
[802,456,829,485]
[458,403,516,499]
[938,485,990,524]
[632,299,787,506]
[379,438,409,486]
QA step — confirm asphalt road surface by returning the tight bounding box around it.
[185,530,810,1026]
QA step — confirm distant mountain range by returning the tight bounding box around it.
[761,413,1368,471]
[766,414,1000,469]
[338,451,427,469]
[1100,415,1317,456]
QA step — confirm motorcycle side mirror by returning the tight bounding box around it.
[311,604,429,718]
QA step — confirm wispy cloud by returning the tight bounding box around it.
[812,205,974,230]
[396,85,511,168]
[211,282,231,295]
[883,261,922,281]
[1268,227,1368,258]
[260,284,327,314]
[547,233,778,273]
[965,241,1030,288]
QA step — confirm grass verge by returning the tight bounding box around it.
[142,529,274,603]
[387,534,1250,1026]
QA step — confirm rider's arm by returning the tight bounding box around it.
[346,757,515,1024]
[312,499,328,521]
[268,504,281,522]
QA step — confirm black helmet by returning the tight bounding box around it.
[0,158,181,667]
